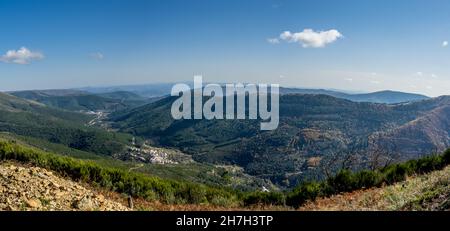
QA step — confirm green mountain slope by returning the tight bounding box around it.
[0,92,133,156]
[109,94,450,187]
[10,90,148,111]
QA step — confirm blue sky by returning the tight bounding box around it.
[1,0,450,96]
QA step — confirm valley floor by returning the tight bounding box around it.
[299,165,450,211]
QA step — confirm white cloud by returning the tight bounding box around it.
[370,80,381,84]
[267,38,280,44]
[415,72,423,77]
[443,41,448,47]
[89,52,104,60]
[345,78,353,82]
[431,73,438,78]
[0,47,44,64]
[279,29,343,48]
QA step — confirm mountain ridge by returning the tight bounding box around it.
[9,90,150,112]
[74,83,432,104]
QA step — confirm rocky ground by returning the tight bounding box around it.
[2,159,448,211]
[0,162,130,211]
[115,143,193,165]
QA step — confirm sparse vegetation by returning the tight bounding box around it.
[299,165,450,211]
[286,149,450,208]
[230,149,450,208]
[0,141,240,206]
[1,138,449,210]
[243,191,285,206]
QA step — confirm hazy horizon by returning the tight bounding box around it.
[2,0,450,97]
[1,81,443,98]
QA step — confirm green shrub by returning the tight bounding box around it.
[287,148,450,208]
[286,181,323,208]
[382,164,407,184]
[0,141,238,206]
[327,169,358,193]
[243,191,285,206]
[415,155,443,174]
[443,149,450,165]
[355,170,383,188]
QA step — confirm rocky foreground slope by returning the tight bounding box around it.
[0,162,129,211]
[1,159,449,211]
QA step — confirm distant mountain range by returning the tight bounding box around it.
[77,83,177,98]
[76,83,429,104]
[280,88,429,104]
[9,87,429,112]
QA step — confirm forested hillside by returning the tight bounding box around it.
[0,92,133,156]
[110,94,450,186]
[10,90,149,112]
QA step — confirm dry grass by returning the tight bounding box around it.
[298,166,450,211]
[5,160,449,211]
[31,163,450,211]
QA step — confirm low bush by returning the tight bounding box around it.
[286,181,323,207]
[0,141,238,206]
[1,140,449,209]
[287,149,450,208]
[443,149,450,165]
[382,164,408,184]
[327,170,358,193]
[243,191,285,206]
[354,170,383,188]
